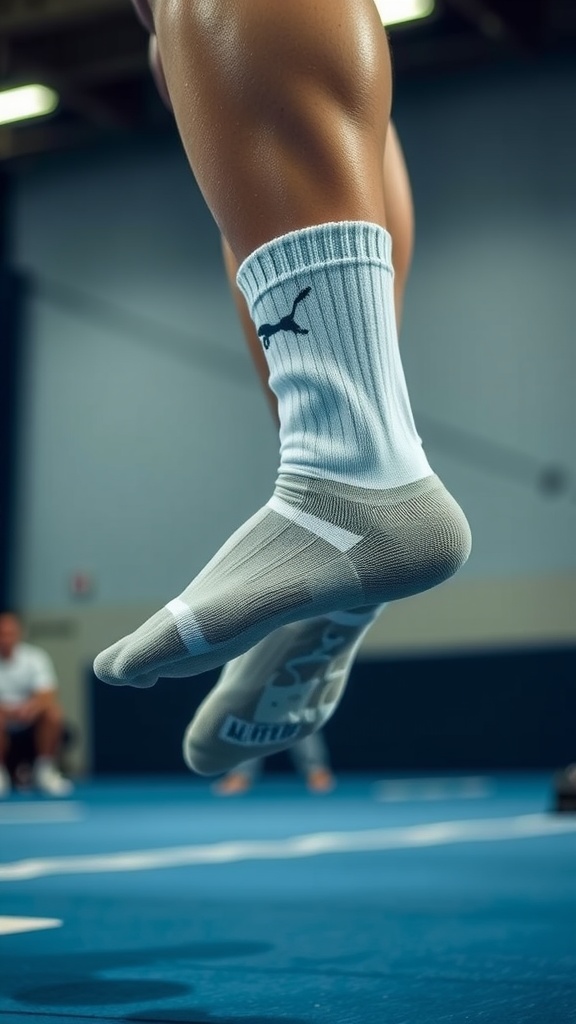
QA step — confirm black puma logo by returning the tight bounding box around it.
[257,286,311,350]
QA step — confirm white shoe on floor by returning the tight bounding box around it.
[0,765,11,798]
[34,760,73,797]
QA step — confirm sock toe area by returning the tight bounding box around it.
[93,607,187,687]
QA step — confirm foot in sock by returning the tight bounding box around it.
[184,605,382,775]
[94,471,469,688]
[94,222,471,690]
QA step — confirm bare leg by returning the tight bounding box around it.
[151,0,390,261]
[221,237,279,422]
[221,121,414,420]
[289,732,336,793]
[382,122,415,326]
[0,704,70,795]
[34,705,64,759]
[0,712,10,795]
[0,710,10,766]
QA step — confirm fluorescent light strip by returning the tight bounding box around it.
[0,85,59,127]
[375,0,436,26]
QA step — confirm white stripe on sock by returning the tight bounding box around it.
[267,495,362,552]
[165,598,212,654]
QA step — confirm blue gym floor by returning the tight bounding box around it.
[1,773,575,1024]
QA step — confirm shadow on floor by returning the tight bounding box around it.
[13,979,190,1006]
[4,941,274,1011]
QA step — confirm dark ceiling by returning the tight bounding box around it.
[0,0,574,163]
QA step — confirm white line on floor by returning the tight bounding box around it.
[374,777,492,802]
[1,813,575,882]
[0,916,62,935]
[0,802,84,825]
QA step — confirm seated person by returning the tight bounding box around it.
[0,610,73,797]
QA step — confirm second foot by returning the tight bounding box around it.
[306,768,336,794]
[211,772,254,797]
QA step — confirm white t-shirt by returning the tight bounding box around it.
[0,643,57,707]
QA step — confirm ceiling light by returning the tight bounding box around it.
[375,0,436,27]
[0,85,59,127]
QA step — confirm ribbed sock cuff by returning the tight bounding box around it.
[236,221,393,308]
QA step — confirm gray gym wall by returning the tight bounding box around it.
[10,57,576,773]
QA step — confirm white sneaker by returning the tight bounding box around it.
[34,760,73,797]
[0,765,11,798]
